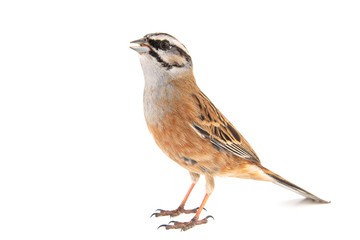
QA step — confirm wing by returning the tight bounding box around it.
[191,91,261,164]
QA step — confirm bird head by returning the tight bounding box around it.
[130,33,193,79]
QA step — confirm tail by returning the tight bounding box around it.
[262,167,330,203]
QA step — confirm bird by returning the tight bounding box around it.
[130,32,329,231]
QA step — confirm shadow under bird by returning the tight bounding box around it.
[130,32,329,231]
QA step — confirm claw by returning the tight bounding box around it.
[205,215,214,220]
[151,209,161,218]
[157,224,168,230]
[150,209,161,218]
[157,222,178,230]
[150,206,199,218]
[157,216,213,231]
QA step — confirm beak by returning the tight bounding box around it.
[130,38,151,53]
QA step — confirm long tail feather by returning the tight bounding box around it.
[262,167,330,203]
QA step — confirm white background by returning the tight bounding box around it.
[1,0,359,239]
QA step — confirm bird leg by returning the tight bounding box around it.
[158,193,213,231]
[151,182,199,218]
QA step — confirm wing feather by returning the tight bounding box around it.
[191,92,260,164]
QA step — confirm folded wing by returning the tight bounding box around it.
[191,92,260,164]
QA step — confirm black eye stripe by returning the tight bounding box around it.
[148,40,192,62]
[148,39,160,49]
[148,39,171,51]
[160,40,170,50]
[145,36,193,70]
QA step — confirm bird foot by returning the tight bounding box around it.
[158,215,214,231]
[151,206,200,218]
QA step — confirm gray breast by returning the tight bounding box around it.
[143,82,177,126]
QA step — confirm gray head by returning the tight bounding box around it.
[130,33,192,75]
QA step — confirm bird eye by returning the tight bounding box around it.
[160,40,170,50]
